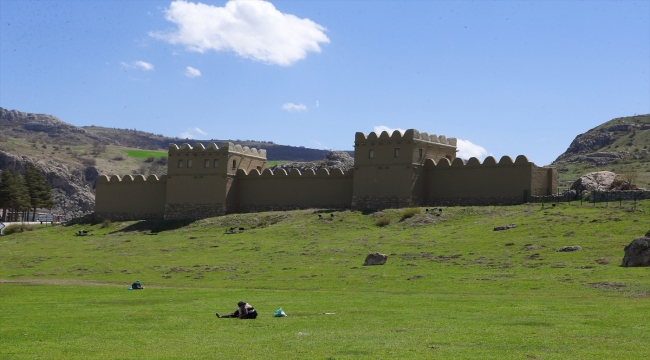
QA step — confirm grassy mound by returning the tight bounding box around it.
[1,202,648,358]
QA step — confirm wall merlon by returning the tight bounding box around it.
[424,155,535,169]
[354,128,457,147]
[167,141,266,159]
[97,174,167,183]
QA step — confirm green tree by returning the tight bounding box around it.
[24,163,54,220]
[0,170,30,221]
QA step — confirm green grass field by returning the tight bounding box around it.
[1,202,649,359]
[122,149,168,159]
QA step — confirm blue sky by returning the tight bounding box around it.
[1,0,648,166]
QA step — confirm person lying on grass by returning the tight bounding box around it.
[216,301,257,319]
[131,280,144,290]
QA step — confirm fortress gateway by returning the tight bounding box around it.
[95,129,557,220]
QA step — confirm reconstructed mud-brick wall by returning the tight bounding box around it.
[95,174,167,219]
[94,129,558,221]
[424,155,555,205]
[230,167,353,213]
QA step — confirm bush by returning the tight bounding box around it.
[144,156,155,163]
[375,216,391,227]
[400,207,420,220]
[2,224,35,235]
[80,158,96,167]
[156,156,168,165]
[112,155,125,161]
[100,219,112,229]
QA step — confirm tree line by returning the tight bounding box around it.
[0,164,54,222]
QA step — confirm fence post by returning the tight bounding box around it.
[593,190,596,207]
[619,191,622,208]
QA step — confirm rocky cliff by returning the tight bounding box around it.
[0,151,96,221]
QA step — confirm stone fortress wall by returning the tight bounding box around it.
[95,128,558,220]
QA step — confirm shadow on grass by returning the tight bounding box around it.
[109,220,196,234]
[311,209,348,214]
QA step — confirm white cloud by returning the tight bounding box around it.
[150,0,330,66]
[121,60,154,71]
[315,100,319,108]
[180,127,208,139]
[373,125,405,135]
[185,66,201,78]
[282,103,307,112]
[456,139,488,160]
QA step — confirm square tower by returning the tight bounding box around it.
[352,129,457,209]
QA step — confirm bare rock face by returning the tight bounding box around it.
[621,236,650,267]
[0,150,95,221]
[570,171,617,194]
[363,252,388,266]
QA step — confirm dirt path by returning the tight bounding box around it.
[0,279,118,286]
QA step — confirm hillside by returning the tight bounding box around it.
[552,114,650,188]
[82,125,337,161]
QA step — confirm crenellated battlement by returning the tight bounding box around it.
[424,155,531,168]
[354,128,458,165]
[97,174,168,184]
[355,129,457,147]
[168,142,267,159]
[235,167,351,177]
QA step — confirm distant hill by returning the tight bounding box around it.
[83,125,338,161]
[0,108,346,162]
[552,114,650,187]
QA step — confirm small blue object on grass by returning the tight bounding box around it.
[127,287,132,290]
[274,308,287,317]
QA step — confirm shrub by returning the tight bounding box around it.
[156,156,168,165]
[144,156,155,163]
[375,216,391,227]
[80,158,96,167]
[112,155,125,161]
[400,207,420,220]
[2,224,35,235]
[256,218,269,228]
[100,219,112,229]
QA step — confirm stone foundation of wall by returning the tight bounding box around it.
[227,204,350,214]
[351,196,425,210]
[529,190,650,203]
[591,190,650,202]
[164,203,226,220]
[94,212,164,221]
[426,196,524,206]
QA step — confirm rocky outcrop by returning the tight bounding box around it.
[269,151,354,174]
[570,171,617,193]
[552,114,650,166]
[0,150,95,221]
[363,252,388,266]
[621,236,650,267]
[557,246,582,252]
[0,107,109,145]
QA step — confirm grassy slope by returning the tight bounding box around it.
[0,138,164,177]
[122,149,168,159]
[1,203,649,359]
